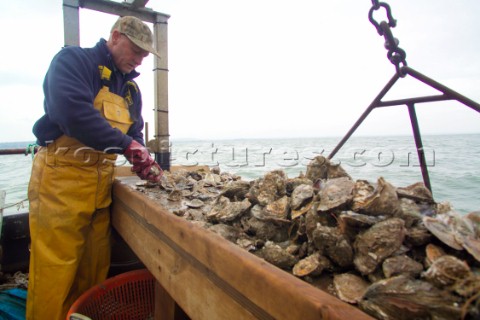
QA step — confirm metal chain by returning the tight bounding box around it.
[368,1,407,77]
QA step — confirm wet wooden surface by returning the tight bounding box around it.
[111,176,374,320]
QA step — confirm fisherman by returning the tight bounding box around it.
[27,16,163,320]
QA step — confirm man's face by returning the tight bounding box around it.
[110,30,149,74]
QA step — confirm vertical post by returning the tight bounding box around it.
[407,103,432,192]
[153,16,170,171]
[0,190,5,240]
[63,0,80,46]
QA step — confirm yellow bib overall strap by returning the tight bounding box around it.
[94,86,134,134]
[96,65,134,134]
[26,66,134,320]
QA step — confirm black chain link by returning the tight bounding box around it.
[369,1,407,77]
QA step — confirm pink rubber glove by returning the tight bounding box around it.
[123,140,163,182]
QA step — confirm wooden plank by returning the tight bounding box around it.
[112,177,374,320]
[114,165,210,178]
[154,281,175,320]
[112,195,260,319]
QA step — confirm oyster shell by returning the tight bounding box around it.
[255,241,297,270]
[246,170,287,206]
[422,255,471,287]
[424,243,446,267]
[285,176,313,196]
[312,225,353,268]
[423,210,480,261]
[204,172,221,186]
[264,196,291,221]
[353,218,406,275]
[396,182,434,203]
[220,180,251,200]
[241,216,290,242]
[397,198,423,228]
[317,177,354,212]
[423,215,463,250]
[185,199,204,208]
[352,177,401,216]
[206,196,251,223]
[382,255,423,278]
[208,224,243,243]
[250,203,290,224]
[404,223,432,247]
[333,273,369,304]
[305,155,351,181]
[465,211,480,237]
[359,275,462,320]
[290,184,314,210]
[292,252,332,277]
[337,211,384,241]
[167,189,183,201]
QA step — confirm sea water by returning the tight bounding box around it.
[1,134,479,215]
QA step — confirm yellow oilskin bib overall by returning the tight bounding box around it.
[27,79,134,320]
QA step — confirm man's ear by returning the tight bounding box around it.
[111,30,122,44]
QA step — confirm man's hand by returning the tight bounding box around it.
[123,140,163,182]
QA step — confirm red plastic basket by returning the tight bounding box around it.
[67,269,155,320]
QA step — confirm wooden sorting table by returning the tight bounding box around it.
[111,175,374,320]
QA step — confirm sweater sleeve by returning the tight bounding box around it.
[43,47,132,153]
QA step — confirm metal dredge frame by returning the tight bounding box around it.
[327,1,480,194]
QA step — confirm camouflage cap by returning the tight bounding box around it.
[111,16,160,58]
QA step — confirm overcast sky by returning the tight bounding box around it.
[0,0,479,143]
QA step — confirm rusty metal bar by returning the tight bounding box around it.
[378,94,451,107]
[0,148,34,156]
[328,65,479,194]
[404,66,480,113]
[328,72,400,159]
[407,103,432,192]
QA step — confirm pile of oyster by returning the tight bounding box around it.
[136,156,480,320]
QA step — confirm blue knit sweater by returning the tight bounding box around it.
[33,39,145,153]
